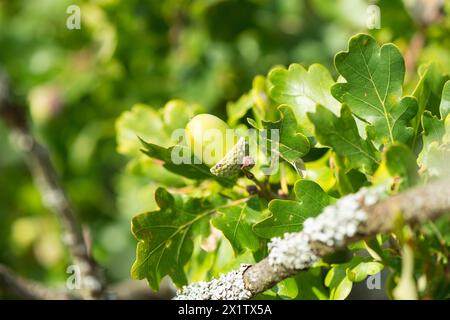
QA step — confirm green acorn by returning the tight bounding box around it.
[185,114,236,167]
[185,114,254,177]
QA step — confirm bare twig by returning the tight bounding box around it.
[0,264,77,300]
[404,0,445,77]
[242,169,278,201]
[404,30,425,78]
[0,264,176,300]
[0,71,105,299]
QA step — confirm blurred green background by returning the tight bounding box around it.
[0,0,449,294]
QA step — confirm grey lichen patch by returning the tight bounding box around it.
[268,232,318,271]
[174,265,252,300]
[268,186,385,271]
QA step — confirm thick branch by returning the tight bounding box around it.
[246,178,450,296]
[0,71,105,299]
[361,179,449,235]
[176,177,450,299]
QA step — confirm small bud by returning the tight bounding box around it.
[241,156,255,169]
[246,185,258,195]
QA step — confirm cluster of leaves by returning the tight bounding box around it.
[4,0,371,286]
[1,0,450,298]
[122,33,450,299]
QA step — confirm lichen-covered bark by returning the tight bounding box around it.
[362,178,450,235]
[175,177,450,300]
[242,178,450,297]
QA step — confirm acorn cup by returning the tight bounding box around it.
[184,114,254,177]
[210,137,254,177]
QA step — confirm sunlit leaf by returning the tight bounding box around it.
[269,63,340,133]
[254,180,331,238]
[212,200,263,254]
[332,34,418,144]
[308,105,380,174]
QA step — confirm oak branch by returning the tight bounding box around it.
[175,177,450,299]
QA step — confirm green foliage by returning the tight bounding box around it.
[308,105,380,174]
[332,34,418,145]
[2,0,450,300]
[440,81,450,119]
[411,63,449,133]
[252,104,310,167]
[254,180,331,238]
[212,198,264,254]
[131,188,226,289]
[417,81,450,177]
[140,141,214,181]
[325,256,384,300]
[268,63,340,132]
[123,32,450,299]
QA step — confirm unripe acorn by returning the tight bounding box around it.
[185,114,237,167]
[185,114,250,176]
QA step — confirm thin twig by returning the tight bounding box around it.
[0,71,105,299]
[0,264,77,300]
[0,263,176,300]
[242,168,278,201]
[404,30,425,79]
